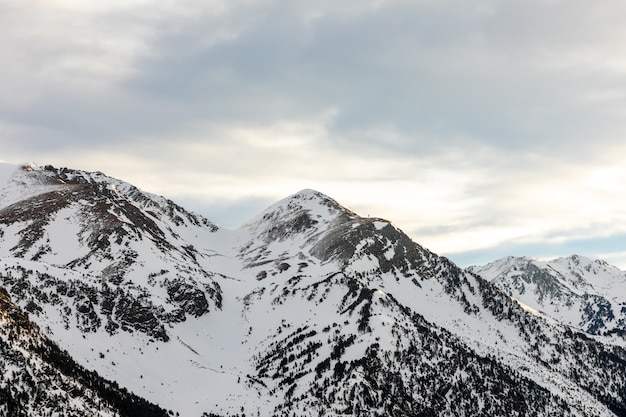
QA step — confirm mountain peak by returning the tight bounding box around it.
[291,188,325,198]
[240,189,357,238]
[280,188,356,215]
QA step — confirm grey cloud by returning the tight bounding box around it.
[4,0,626,160]
[112,0,626,158]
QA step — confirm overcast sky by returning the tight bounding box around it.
[3,0,626,268]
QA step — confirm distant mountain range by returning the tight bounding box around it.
[469,255,626,337]
[1,162,625,416]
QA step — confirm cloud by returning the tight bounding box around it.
[5,0,626,153]
[3,0,626,267]
[103,0,626,171]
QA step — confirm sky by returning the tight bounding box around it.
[3,0,626,268]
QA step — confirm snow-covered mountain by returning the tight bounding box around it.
[469,255,626,338]
[1,162,626,416]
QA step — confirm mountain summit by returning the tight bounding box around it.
[1,163,626,416]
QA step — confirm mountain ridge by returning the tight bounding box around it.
[1,162,626,416]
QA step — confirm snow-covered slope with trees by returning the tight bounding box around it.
[0,286,168,416]
[1,162,626,416]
